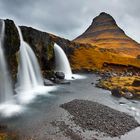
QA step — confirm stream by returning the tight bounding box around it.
[1,74,140,140]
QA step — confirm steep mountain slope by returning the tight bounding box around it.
[74,12,140,57]
[71,12,140,70]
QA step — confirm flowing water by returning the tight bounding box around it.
[0,20,13,104]
[16,26,43,91]
[0,24,55,117]
[15,27,55,104]
[54,43,73,79]
[1,74,140,140]
[54,43,85,80]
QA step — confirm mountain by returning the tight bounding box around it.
[71,12,140,71]
[74,12,140,57]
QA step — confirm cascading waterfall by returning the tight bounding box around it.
[54,43,86,80]
[15,26,55,104]
[0,20,23,117]
[0,20,13,104]
[16,26,44,91]
[54,44,72,79]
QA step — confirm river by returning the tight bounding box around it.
[1,74,140,140]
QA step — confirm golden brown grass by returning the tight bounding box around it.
[70,46,140,71]
[100,76,140,96]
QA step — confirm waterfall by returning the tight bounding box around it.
[15,26,55,104]
[16,26,44,91]
[0,20,13,104]
[54,44,72,79]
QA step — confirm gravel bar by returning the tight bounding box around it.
[60,99,140,137]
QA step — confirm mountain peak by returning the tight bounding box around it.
[74,12,126,42]
[83,12,117,35]
[93,12,115,22]
[99,12,112,17]
[74,12,140,57]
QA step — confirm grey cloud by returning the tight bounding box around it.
[0,0,140,42]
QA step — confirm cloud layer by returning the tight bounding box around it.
[0,0,140,42]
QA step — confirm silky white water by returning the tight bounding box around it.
[54,44,72,79]
[0,20,24,117]
[54,43,86,80]
[0,20,13,104]
[16,26,56,104]
[16,26,44,91]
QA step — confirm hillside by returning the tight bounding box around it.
[72,12,140,71]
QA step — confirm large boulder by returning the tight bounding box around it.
[111,88,121,97]
[55,72,65,79]
[132,79,140,87]
[123,92,134,99]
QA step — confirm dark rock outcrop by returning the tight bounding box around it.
[55,72,65,79]
[20,26,77,74]
[4,19,20,80]
[111,88,121,97]
[20,26,55,71]
[132,79,140,87]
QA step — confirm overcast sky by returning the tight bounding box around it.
[0,0,140,42]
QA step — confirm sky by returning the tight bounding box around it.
[0,0,140,42]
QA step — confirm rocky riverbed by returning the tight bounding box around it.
[61,99,140,137]
[95,70,140,99]
[1,74,140,140]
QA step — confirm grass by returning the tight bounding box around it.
[70,46,140,71]
[99,76,140,97]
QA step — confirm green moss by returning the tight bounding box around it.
[47,42,54,61]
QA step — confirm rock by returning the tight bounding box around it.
[52,78,70,85]
[132,79,140,87]
[119,102,125,105]
[44,79,54,86]
[123,92,134,99]
[60,80,71,85]
[4,19,20,80]
[20,26,54,72]
[20,26,76,74]
[95,83,102,88]
[55,72,65,79]
[111,88,121,97]
[72,76,75,79]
